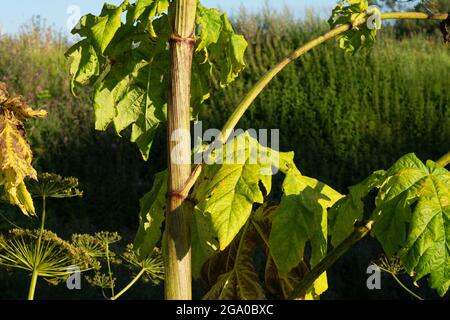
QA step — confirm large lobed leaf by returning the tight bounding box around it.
[194,133,274,251]
[67,0,248,160]
[371,153,450,296]
[131,130,344,298]
[133,131,289,277]
[191,132,279,276]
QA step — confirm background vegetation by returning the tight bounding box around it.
[0,7,449,299]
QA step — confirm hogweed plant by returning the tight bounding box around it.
[64,0,450,300]
[1,0,449,300]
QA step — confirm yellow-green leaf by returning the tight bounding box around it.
[270,166,342,297]
[195,133,274,250]
[372,153,450,296]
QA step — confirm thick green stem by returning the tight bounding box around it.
[110,269,145,301]
[288,221,374,300]
[165,0,197,300]
[178,12,449,198]
[437,151,450,167]
[27,270,38,300]
[105,243,115,296]
[381,12,448,21]
[28,196,46,300]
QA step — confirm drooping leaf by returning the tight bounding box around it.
[66,40,101,94]
[195,4,223,54]
[329,170,385,247]
[133,171,167,260]
[202,223,265,300]
[372,153,450,296]
[252,204,311,300]
[0,113,37,185]
[0,82,47,216]
[270,191,320,276]
[269,165,342,297]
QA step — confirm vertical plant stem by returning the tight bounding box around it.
[27,271,38,300]
[28,196,46,300]
[165,0,197,300]
[105,243,115,296]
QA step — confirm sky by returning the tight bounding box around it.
[0,0,337,35]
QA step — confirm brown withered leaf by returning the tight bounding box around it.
[0,82,47,216]
[265,256,310,299]
[252,204,310,299]
[202,223,265,300]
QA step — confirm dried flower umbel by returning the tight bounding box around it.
[0,229,96,285]
[28,173,83,199]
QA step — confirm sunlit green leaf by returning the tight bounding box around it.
[194,132,275,251]
[91,2,129,54]
[372,153,450,296]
